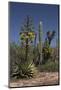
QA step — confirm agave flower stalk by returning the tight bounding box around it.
[20,31,35,62]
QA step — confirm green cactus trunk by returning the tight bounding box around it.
[38,21,43,65]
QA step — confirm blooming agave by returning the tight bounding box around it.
[20,31,36,45]
[20,31,36,62]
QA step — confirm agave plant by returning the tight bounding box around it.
[10,16,38,79]
[13,30,37,79]
[12,59,37,79]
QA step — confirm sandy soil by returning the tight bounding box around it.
[9,72,59,87]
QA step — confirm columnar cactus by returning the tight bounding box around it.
[38,21,43,64]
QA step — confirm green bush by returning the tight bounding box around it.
[39,60,59,72]
[42,40,52,64]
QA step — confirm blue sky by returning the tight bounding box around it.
[9,2,59,47]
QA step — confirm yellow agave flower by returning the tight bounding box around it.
[28,32,33,36]
[25,35,29,39]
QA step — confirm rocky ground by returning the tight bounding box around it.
[9,72,59,88]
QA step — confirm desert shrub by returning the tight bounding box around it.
[42,40,52,64]
[39,60,59,72]
[10,44,19,77]
[33,46,39,65]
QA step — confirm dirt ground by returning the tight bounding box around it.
[9,72,59,87]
